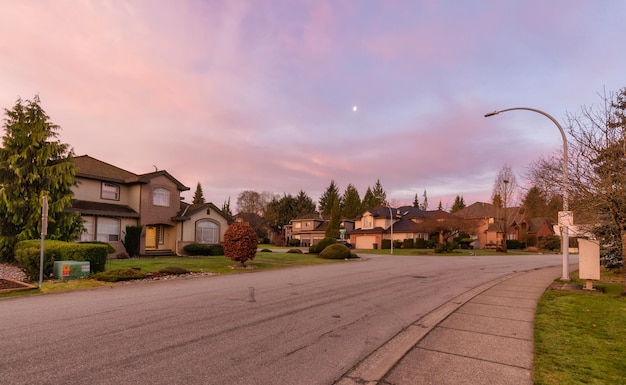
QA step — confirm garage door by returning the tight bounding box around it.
[355,235,377,249]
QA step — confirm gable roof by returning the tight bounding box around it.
[74,155,139,183]
[454,202,495,219]
[176,202,233,223]
[74,155,189,191]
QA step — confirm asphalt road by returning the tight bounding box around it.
[0,254,565,385]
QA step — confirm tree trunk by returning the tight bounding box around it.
[621,229,626,293]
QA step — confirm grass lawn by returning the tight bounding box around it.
[0,251,346,297]
[106,250,346,274]
[534,268,626,384]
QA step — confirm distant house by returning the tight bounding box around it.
[286,214,355,247]
[68,155,231,256]
[454,202,555,249]
[349,206,431,249]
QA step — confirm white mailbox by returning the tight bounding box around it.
[578,238,600,290]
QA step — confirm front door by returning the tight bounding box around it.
[145,226,157,249]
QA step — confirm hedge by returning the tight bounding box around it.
[15,240,110,281]
[183,243,224,256]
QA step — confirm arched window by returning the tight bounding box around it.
[196,220,219,244]
[153,187,170,207]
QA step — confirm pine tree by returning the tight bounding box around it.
[361,187,376,210]
[437,201,443,210]
[413,193,420,208]
[318,180,341,216]
[421,190,429,211]
[294,190,316,216]
[221,197,233,218]
[192,182,205,204]
[342,184,362,219]
[371,179,387,208]
[325,199,341,239]
[450,195,466,213]
[0,96,82,262]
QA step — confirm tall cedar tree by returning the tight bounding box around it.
[361,187,376,210]
[318,180,341,215]
[413,193,420,208]
[0,96,82,261]
[294,190,316,215]
[342,184,362,219]
[450,195,466,213]
[192,182,206,204]
[371,179,387,208]
[421,190,428,211]
[325,199,342,239]
[221,197,233,218]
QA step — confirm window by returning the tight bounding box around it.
[196,220,219,244]
[96,217,120,242]
[80,217,94,241]
[153,187,170,207]
[101,183,119,200]
[157,225,165,245]
[363,215,373,229]
[294,222,301,229]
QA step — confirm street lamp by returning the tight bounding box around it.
[387,206,394,255]
[485,107,570,280]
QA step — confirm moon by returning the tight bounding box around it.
[352,105,358,112]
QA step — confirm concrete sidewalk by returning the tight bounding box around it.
[336,265,570,385]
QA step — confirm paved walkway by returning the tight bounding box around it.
[336,265,571,385]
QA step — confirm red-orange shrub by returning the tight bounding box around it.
[223,222,258,266]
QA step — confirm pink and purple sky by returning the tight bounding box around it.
[1,1,624,210]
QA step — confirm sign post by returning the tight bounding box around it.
[39,195,48,289]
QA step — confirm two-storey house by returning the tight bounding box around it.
[69,155,230,256]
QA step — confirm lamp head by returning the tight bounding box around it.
[484,111,499,117]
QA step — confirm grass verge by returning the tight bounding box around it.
[533,269,626,384]
[1,251,347,297]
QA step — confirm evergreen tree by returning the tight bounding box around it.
[413,193,420,208]
[437,201,443,210]
[325,199,341,239]
[294,190,316,217]
[361,187,376,210]
[318,180,341,216]
[221,197,233,218]
[421,190,429,211]
[522,186,546,218]
[192,182,206,204]
[450,195,466,213]
[371,179,387,207]
[0,96,82,261]
[342,184,362,219]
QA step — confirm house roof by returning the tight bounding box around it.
[74,155,140,183]
[176,202,233,223]
[453,202,496,219]
[388,218,422,232]
[67,200,140,218]
[74,155,189,191]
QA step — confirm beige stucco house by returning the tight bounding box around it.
[286,214,355,247]
[68,155,231,256]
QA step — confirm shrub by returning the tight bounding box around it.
[506,240,525,250]
[309,237,337,254]
[79,241,115,254]
[14,246,55,281]
[288,238,301,247]
[223,222,258,267]
[381,239,391,249]
[538,235,561,252]
[93,268,146,282]
[319,243,351,259]
[415,238,428,248]
[403,239,415,249]
[122,225,142,257]
[260,249,273,252]
[183,243,224,256]
[158,265,190,275]
[287,248,303,254]
[15,240,109,280]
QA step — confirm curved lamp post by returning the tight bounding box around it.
[484,107,570,280]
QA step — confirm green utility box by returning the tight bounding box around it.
[53,261,91,280]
